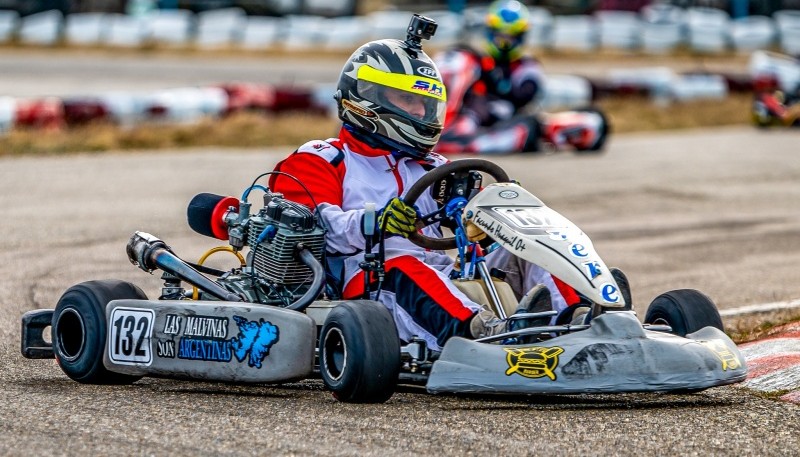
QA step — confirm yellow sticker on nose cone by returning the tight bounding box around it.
[505,346,564,380]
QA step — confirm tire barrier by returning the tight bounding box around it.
[1,6,799,55]
[0,83,333,135]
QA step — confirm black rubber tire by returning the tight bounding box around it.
[51,280,147,384]
[318,300,400,403]
[574,107,610,153]
[644,289,724,337]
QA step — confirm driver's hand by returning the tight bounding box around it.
[379,197,419,238]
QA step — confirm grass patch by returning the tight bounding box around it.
[598,93,752,133]
[0,112,340,156]
[0,94,755,156]
[725,308,800,344]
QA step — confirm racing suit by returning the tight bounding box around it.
[435,46,545,154]
[270,126,577,351]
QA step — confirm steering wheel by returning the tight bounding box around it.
[404,159,510,251]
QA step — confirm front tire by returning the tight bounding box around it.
[644,289,724,337]
[319,301,400,403]
[52,280,147,384]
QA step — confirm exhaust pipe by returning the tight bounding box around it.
[126,231,243,303]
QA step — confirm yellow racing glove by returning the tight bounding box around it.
[378,197,419,238]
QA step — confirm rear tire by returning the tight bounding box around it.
[52,280,147,384]
[644,289,724,337]
[319,301,400,403]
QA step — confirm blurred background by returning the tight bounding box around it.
[1,0,798,151]
[1,0,800,17]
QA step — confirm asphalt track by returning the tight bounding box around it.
[1,126,800,455]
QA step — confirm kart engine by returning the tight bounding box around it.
[129,190,326,306]
[209,191,326,305]
[240,195,326,287]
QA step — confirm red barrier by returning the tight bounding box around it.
[217,83,276,114]
[14,98,65,130]
[63,98,111,125]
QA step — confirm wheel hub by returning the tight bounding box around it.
[55,307,86,362]
[322,327,347,381]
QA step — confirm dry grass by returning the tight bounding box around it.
[0,95,754,156]
[598,93,753,133]
[0,112,340,156]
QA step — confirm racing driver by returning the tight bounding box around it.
[269,29,583,352]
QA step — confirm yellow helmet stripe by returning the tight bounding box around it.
[357,65,447,102]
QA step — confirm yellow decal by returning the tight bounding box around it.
[504,346,564,380]
[699,339,742,371]
[357,65,447,101]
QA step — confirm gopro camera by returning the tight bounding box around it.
[405,14,437,49]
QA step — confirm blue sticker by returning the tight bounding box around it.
[411,80,444,97]
[177,315,232,362]
[230,316,280,369]
[601,283,620,303]
[583,261,602,279]
[178,337,232,362]
[570,243,588,258]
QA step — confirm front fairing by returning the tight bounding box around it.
[463,182,625,308]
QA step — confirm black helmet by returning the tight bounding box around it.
[334,38,447,159]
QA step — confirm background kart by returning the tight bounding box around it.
[21,159,745,403]
[434,48,610,155]
[752,90,800,127]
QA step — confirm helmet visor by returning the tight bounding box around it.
[356,66,446,127]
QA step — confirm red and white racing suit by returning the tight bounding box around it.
[270,126,576,351]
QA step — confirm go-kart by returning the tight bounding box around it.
[21,159,746,403]
[752,90,800,128]
[436,106,609,155]
[433,47,610,155]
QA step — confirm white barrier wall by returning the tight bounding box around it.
[1,6,796,56]
[0,97,16,133]
[18,9,62,46]
[0,9,19,43]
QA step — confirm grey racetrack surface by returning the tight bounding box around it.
[2,126,800,455]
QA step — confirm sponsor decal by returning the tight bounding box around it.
[499,190,519,199]
[601,283,620,303]
[411,80,444,98]
[156,339,176,358]
[699,339,742,371]
[176,316,231,362]
[178,336,232,362]
[184,315,228,339]
[341,98,377,118]
[163,314,181,335]
[417,66,438,78]
[161,314,279,369]
[481,207,568,237]
[582,261,602,279]
[570,243,589,258]
[472,211,527,252]
[504,346,564,380]
[230,316,280,369]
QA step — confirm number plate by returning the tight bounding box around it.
[108,307,154,366]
